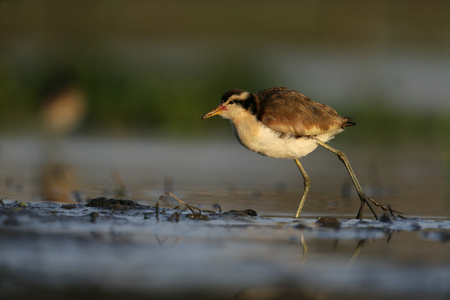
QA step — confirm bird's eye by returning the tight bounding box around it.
[229,100,235,105]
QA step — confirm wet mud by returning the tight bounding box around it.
[0,197,449,300]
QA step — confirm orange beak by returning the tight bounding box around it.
[201,104,227,119]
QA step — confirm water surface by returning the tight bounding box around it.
[0,137,448,299]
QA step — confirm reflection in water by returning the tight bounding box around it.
[110,169,129,198]
[299,233,308,263]
[155,235,182,246]
[39,161,82,203]
[349,239,369,264]
[147,196,392,268]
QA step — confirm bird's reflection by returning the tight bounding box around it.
[295,218,396,265]
[155,235,182,246]
[38,161,82,203]
[299,232,308,262]
[349,239,370,264]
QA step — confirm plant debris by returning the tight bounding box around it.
[86,197,144,210]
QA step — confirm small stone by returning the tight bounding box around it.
[316,216,341,229]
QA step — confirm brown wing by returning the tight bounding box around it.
[256,87,351,136]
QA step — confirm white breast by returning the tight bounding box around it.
[229,113,342,159]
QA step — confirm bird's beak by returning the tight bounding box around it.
[201,104,227,119]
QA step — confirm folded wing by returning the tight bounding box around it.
[257,87,353,137]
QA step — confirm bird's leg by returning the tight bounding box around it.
[315,140,378,219]
[294,158,311,218]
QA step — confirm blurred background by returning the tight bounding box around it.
[0,0,449,140]
[0,0,449,213]
[1,3,449,298]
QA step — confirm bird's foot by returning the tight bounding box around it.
[356,195,403,220]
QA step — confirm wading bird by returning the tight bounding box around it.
[202,87,385,219]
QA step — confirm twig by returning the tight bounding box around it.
[159,192,201,215]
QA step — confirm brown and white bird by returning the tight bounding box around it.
[202,87,383,219]
[39,68,87,138]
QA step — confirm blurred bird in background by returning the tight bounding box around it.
[38,67,87,138]
[37,67,87,203]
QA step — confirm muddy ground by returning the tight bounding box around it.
[1,197,449,300]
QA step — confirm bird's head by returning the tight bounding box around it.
[202,89,256,120]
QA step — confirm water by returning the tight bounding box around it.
[1,136,447,217]
[0,137,449,299]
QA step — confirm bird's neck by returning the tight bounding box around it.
[227,108,263,147]
[226,106,259,127]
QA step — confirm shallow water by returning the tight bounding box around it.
[0,137,449,299]
[0,200,449,300]
[0,136,447,217]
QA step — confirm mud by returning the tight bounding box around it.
[1,198,449,300]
